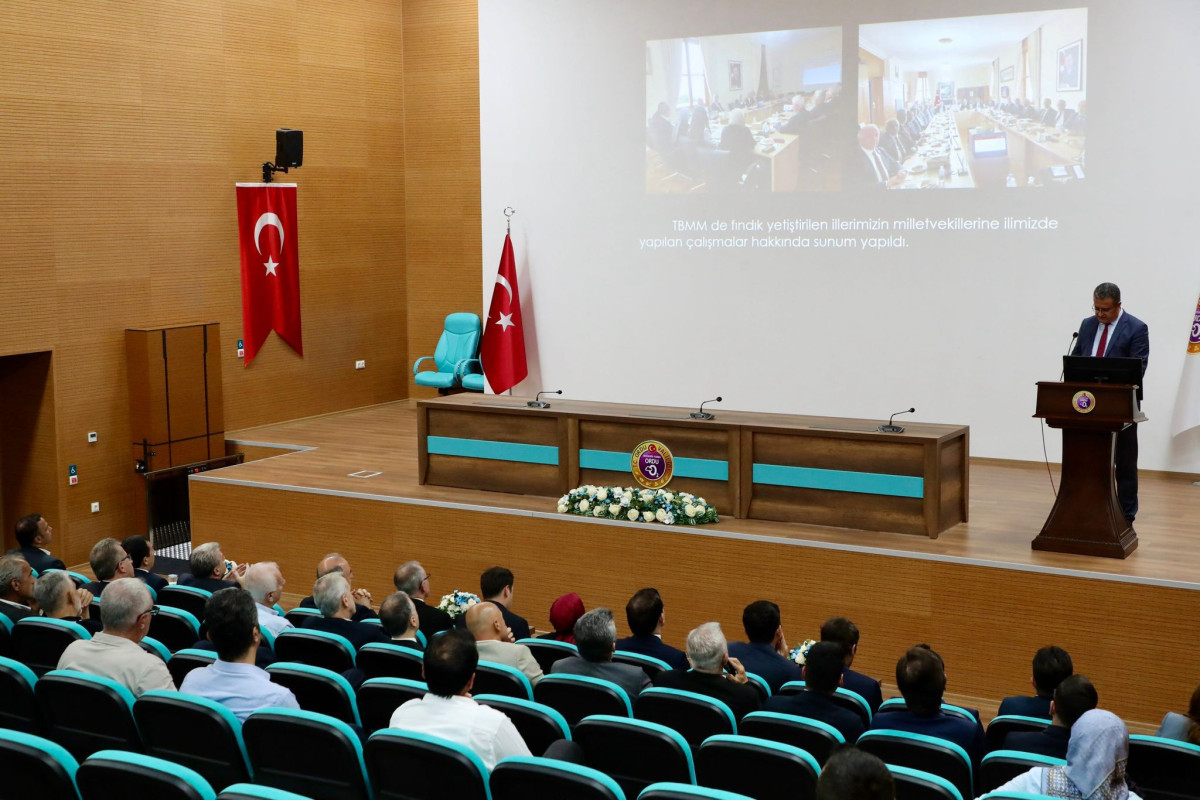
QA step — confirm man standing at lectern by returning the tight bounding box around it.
[1070,282,1149,523]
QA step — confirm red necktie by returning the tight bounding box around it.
[1096,323,1109,357]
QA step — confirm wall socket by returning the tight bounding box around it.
[87,431,98,443]
[355,360,366,370]
[90,502,100,513]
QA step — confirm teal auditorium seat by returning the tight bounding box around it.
[157,586,213,620]
[133,690,253,792]
[168,648,218,687]
[0,728,81,800]
[635,688,737,749]
[638,783,755,800]
[984,714,1051,750]
[13,617,91,676]
[77,750,216,800]
[518,638,578,673]
[37,670,142,760]
[778,681,872,726]
[979,751,1065,794]
[365,729,490,800]
[574,715,695,798]
[273,629,356,673]
[243,708,372,800]
[149,607,201,653]
[738,711,844,766]
[857,730,972,800]
[1126,734,1200,800]
[413,312,483,392]
[885,764,963,800]
[473,660,534,701]
[266,662,360,726]
[492,756,625,800]
[218,785,314,800]
[613,650,673,680]
[475,695,571,756]
[356,677,428,735]
[696,734,819,800]
[0,654,42,733]
[534,674,634,727]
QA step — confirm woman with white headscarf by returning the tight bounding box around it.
[986,709,1142,800]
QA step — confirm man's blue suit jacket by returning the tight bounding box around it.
[1070,312,1149,399]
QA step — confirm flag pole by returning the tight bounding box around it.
[503,206,516,395]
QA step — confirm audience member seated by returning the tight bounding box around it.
[180,587,299,721]
[389,628,532,769]
[1067,100,1086,134]
[998,645,1074,719]
[1039,98,1058,126]
[895,109,919,150]
[878,119,911,165]
[719,108,756,167]
[1004,674,1098,759]
[1155,682,1200,744]
[469,566,530,640]
[851,124,905,189]
[465,601,543,685]
[8,512,65,573]
[538,592,584,643]
[34,569,101,634]
[550,607,650,701]
[122,535,167,592]
[1054,100,1073,131]
[379,591,423,649]
[83,537,135,597]
[0,554,37,622]
[301,572,391,650]
[869,644,986,768]
[182,542,247,593]
[299,553,377,621]
[615,587,689,671]
[816,746,894,800]
[727,600,802,693]
[243,562,292,638]
[821,616,884,714]
[763,641,866,742]
[688,103,710,142]
[393,560,453,636]
[57,578,176,695]
[993,709,1142,798]
[647,102,675,156]
[652,622,760,721]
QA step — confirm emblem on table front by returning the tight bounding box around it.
[1071,390,1097,414]
[631,440,674,489]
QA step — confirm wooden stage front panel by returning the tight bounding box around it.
[193,401,1200,729]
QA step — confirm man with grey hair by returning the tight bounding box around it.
[0,554,37,622]
[652,622,760,720]
[393,560,452,636]
[83,537,134,597]
[182,541,247,593]
[299,572,389,650]
[298,552,376,621]
[549,607,650,701]
[243,562,293,637]
[57,578,176,695]
[34,569,100,634]
[379,591,422,649]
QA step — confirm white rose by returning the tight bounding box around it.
[642,511,654,522]
[685,505,698,518]
[557,503,568,513]
[621,492,632,507]
[698,498,707,505]
[664,512,675,525]
[593,506,604,516]
[597,488,608,501]
[559,495,569,504]
[627,509,640,521]
[664,492,675,502]
[609,503,621,516]
[640,490,654,501]
[655,508,667,522]
[579,500,590,512]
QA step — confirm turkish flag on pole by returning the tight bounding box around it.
[480,233,527,393]
[236,183,303,365]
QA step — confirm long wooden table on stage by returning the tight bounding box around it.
[418,395,969,538]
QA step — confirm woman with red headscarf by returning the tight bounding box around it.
[540,593,584,643]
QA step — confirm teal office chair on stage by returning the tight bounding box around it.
[413,312,483,393]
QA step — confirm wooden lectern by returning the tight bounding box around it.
[1032,381,1143,558]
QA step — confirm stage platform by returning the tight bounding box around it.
[188,399,1200,728]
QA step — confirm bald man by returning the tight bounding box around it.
[298,552,377,621]
[466,602,543,685]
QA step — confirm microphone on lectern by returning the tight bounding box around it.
[690,396,723,420]
[878,407,915,434]
[1060,332,1079,380]
[527,390,562,409]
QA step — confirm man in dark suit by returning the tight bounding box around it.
[181,541,247,593]
[870,645,987,769]
[727,600,802,692]
[652,622,760,721]
[83,537,135,597]
[997,645,1073,719]
[34,568,102,634]
[7,513,66,574]
[763,642,866,743]
[851,124,905,190]
[1039,98,1058,126]
[878,119,911,166]
[550,607,650,702]
[394,560,453,637]
[1004,674,1097,758]
[477,566,530,640]
[300,572,390,650]
[0,554,37,622]
[821,617,884,714]
[298,553,377,621]
[122,535,167,593]
[379,591,423,650]
[1067,100,1086,133]
[1070,282,1150,522]
[616,587,689,670]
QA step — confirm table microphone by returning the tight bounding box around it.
[1060,332,1079,380]
[878,407,915,433]
[527,390,562,409]
[690,396,722,420]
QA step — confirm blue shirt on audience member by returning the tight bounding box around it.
[179,659,300,722]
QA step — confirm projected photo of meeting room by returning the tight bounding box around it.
[645,26,844,194]
[855,8,1087,190]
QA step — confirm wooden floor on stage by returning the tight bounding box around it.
[218,400,1200,588]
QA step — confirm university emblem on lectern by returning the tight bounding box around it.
[1071,390,1097,414]
[631,440,674,489]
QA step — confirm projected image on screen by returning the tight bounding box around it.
[645,26,843,194]
[856,8,1087,190]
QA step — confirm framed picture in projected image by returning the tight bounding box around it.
[1058,39,1083,91]
[728,60,742,91]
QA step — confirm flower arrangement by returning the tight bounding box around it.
[789,639,819,666]
[437,590,481,619]
[557,485,718,525]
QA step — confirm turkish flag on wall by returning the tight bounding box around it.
[480,233,527,393]
[236,183,303,365]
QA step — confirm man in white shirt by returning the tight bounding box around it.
[465,601,542,685]
[388,628,530,770]
[243,562,293,638]
[57,578,176,696]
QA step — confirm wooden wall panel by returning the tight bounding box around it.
[0,1,408,565]
[191,478,1200,728]
[0,353,61,552]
